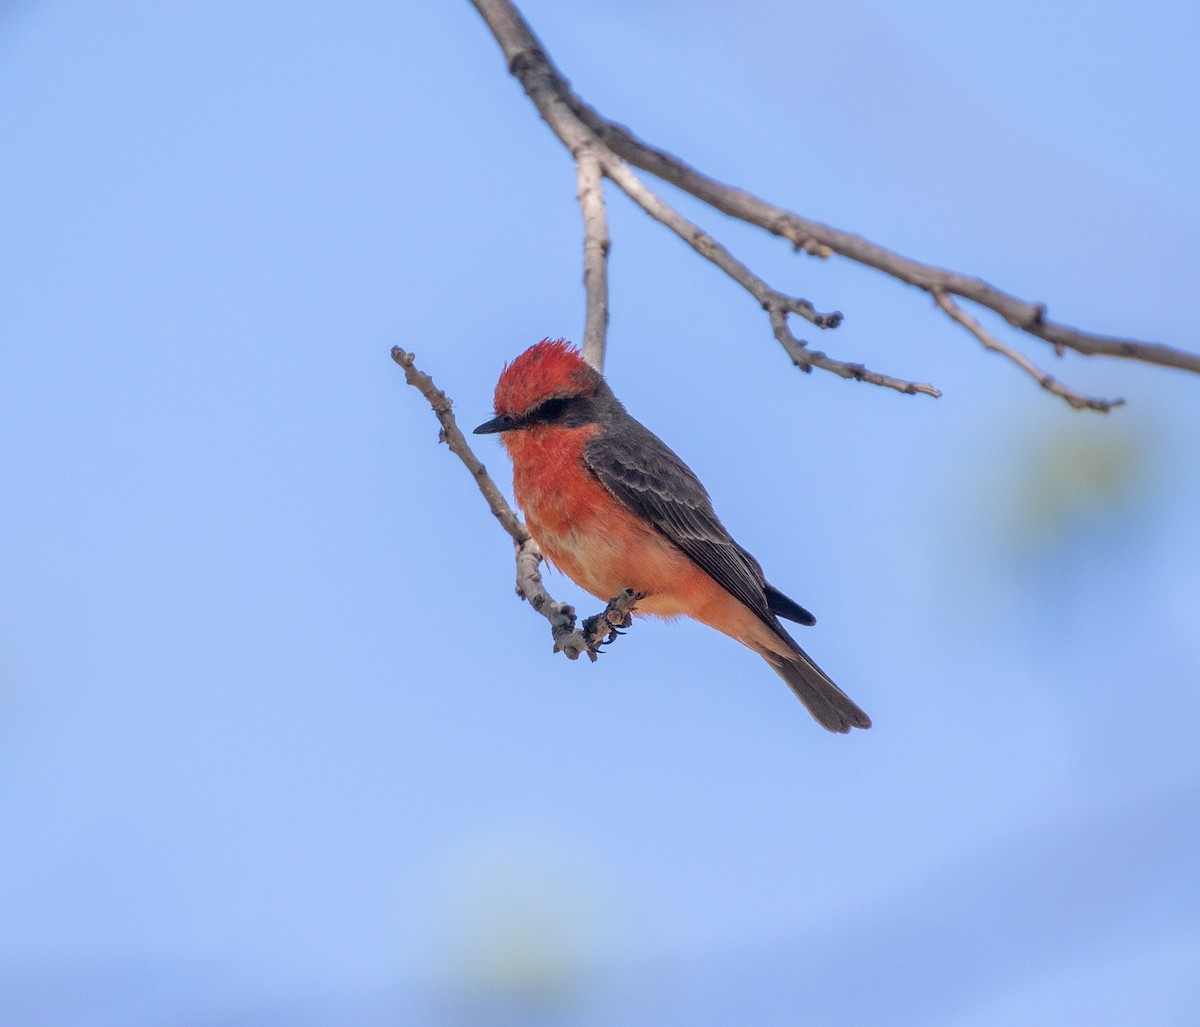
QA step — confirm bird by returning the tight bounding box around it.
[473,339,871,733]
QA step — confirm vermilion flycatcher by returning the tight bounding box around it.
[474,339,871,733]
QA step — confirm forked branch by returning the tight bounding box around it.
[468,0,1200,410]
[932,292,1123,412]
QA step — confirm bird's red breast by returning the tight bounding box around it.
[504,421,790,660]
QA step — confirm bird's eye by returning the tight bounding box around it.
[536,397,568,421]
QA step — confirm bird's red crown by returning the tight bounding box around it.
[493,338,598,417]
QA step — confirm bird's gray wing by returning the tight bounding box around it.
[584,419,777,626]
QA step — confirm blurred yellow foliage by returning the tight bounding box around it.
[1002,420,1153,554]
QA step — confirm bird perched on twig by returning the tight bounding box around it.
[474,339,870,733]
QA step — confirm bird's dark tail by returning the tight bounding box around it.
[763,643,871,734]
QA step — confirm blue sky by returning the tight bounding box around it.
[2,1,1198,1024]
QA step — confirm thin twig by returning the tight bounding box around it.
[768,308,942,397]
[576,148,610,372]
[602,157,938,396]
[390,346,525,539]
[467,0,1200,408]
[932,292,1123,412]
[391,345,638,659]
[599,158,841,330]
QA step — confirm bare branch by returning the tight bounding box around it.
[469,0,935,396]
[599,157,841,330]
[932,292,1123,412]
[564,79,1200,378]
[391,345,639,659]
[768,308,942,398]
[391,345,525,540]
[576,149,610,371]
[600,156,938,396]
[468,0,1200,408]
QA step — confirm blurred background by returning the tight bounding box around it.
[2,0,1198,1023]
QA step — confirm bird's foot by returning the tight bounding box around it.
[581,589,644,655]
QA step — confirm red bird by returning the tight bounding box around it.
[474,339,871,733]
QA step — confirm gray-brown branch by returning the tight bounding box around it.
[470,0,936,399]
[576,149,610,371]
[932,291,1123,412]
[468,0,1200,409]
[391,345,638,660]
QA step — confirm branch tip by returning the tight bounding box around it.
[934,292,1121,413]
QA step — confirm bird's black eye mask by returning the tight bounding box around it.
[474,393,596,434]
[529,396,570,422]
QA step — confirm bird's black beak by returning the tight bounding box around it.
[473,414,519,435]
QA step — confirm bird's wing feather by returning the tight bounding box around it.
[584,420,776,625]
